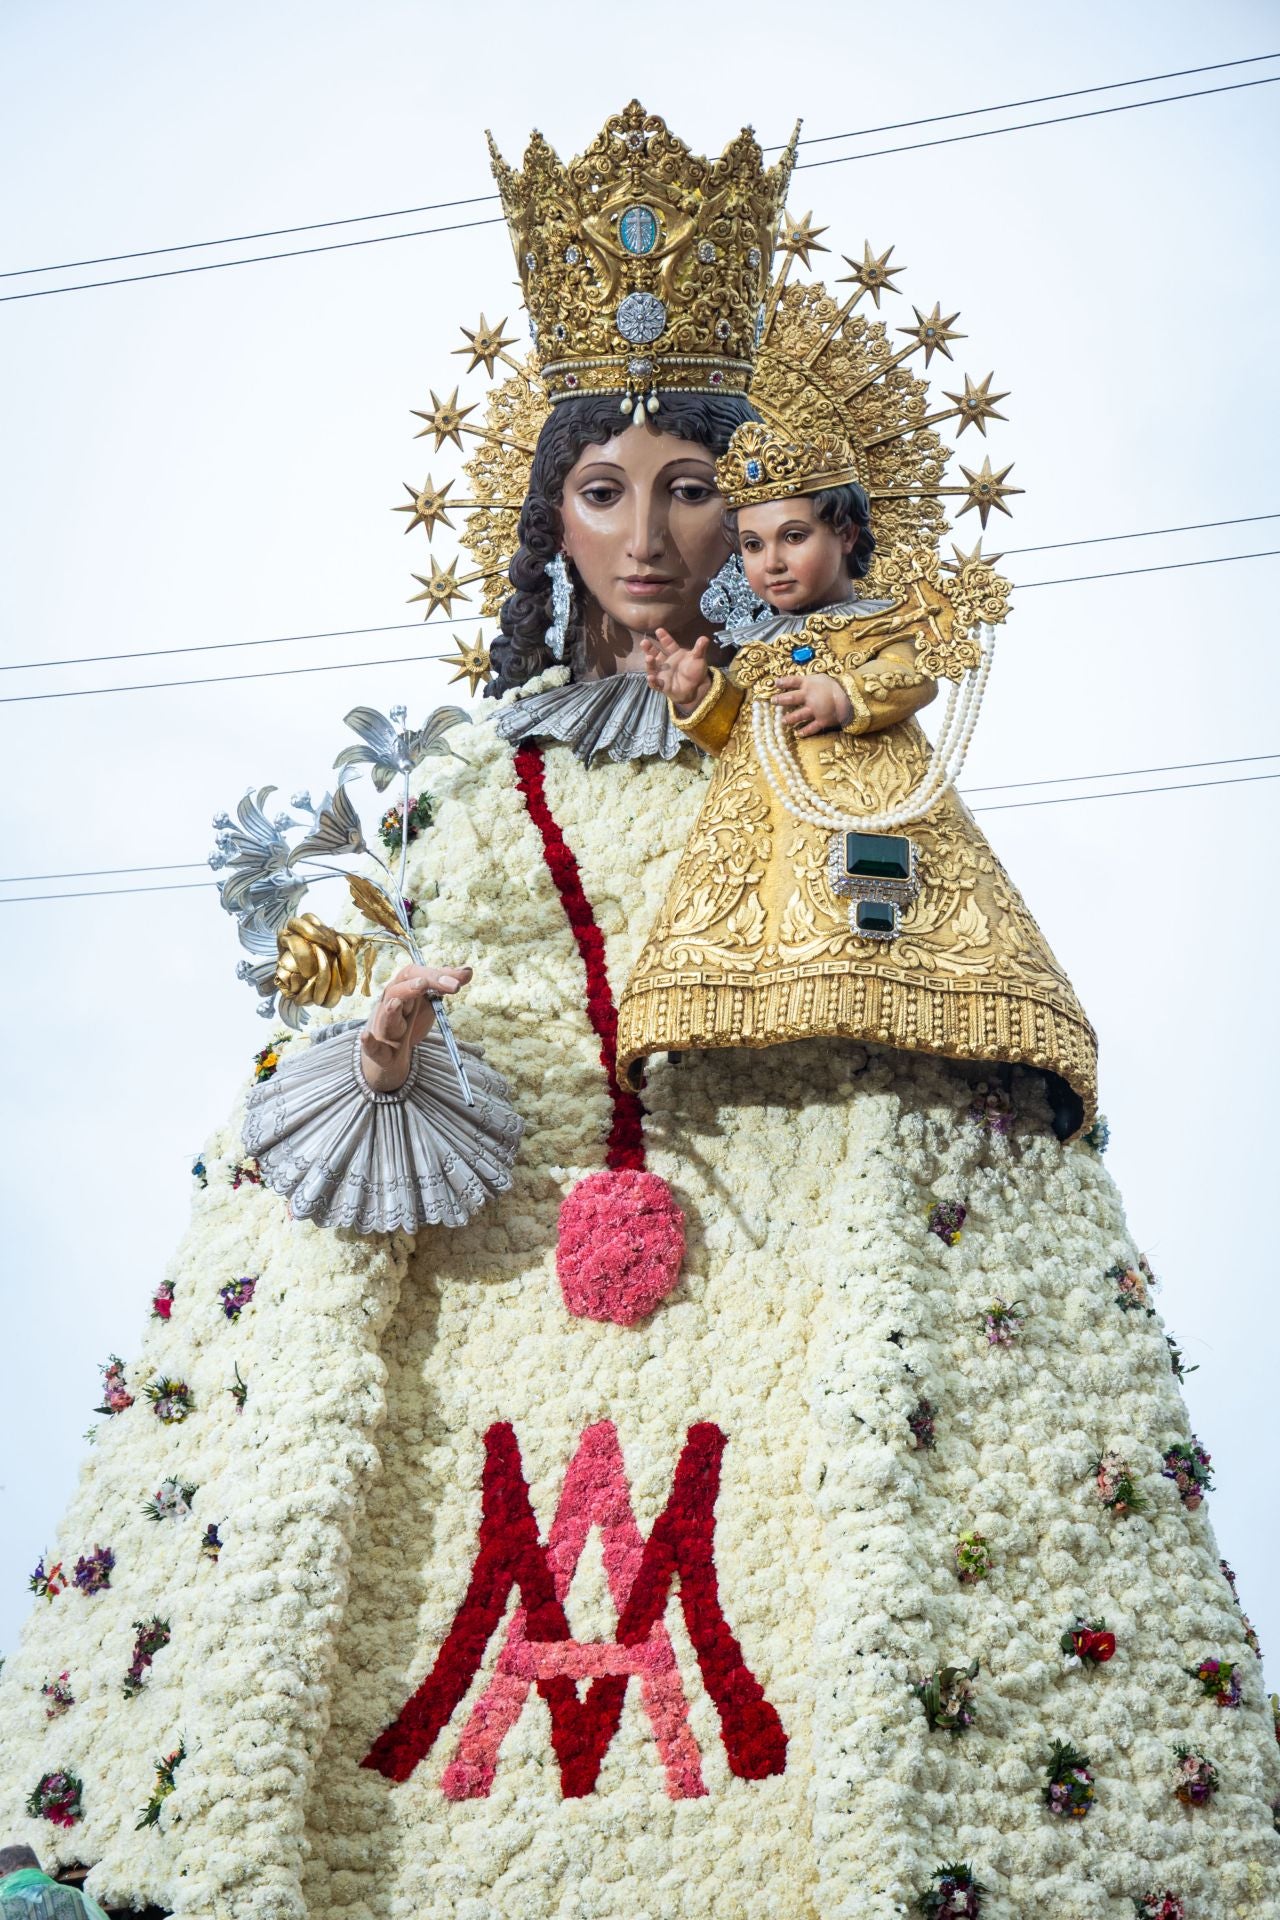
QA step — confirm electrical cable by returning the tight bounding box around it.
[6,53,1274,285]
[6,752,1280,898]
[4,518,1272,679]
[6,546,1277,708]
[5,764,1279,905]
[5,71,1276,304]
[1015,548,1280,590]
[1000,512,1279,556]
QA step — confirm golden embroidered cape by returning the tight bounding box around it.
[616,605,1098,1136]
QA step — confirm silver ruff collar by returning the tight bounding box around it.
[494,674,686,765]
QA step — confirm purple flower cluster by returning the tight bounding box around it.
[72,1544,115,1596]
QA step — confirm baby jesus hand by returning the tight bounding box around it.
[773,673,854,738]
[641,627,714,715]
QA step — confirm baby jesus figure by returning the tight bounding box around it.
[640,419,940,941]
[617,420,1088,1132]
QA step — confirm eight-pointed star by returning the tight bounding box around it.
[411,388,476,451]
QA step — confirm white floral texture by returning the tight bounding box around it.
[1,721,1278,1920]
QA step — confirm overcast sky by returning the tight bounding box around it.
[2,1,1277,1667]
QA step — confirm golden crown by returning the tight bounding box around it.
[716,420,860,509]
[486,101,796,416]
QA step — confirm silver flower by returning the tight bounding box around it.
[212,787,298,917]
[333,703,470,792]
[286,784,366,866]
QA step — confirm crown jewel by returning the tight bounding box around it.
[487,102,796,417]
[716,421,861,510]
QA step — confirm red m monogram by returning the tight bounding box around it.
[362,1420,787,1798]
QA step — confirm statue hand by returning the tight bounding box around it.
[360,962,472,1093]
[642,628,713,713]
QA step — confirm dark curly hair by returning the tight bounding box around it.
[725,479,876,583]
[486,391,758,698]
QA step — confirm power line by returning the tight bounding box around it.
[0,213,508,305]
[6,72,1276,306]
[965,749,1280,795]
[972,768,1280,813]
[4,515,1272,680]
[778,52,1280,148]
[8,749,1278,888]
[1001,512,1279,556]
[1016,547,1280,590]
[6,763,1279,906]
[795,74,1280,173]
[2,616,481,675]
[6,54,1274,285]
[0,860,209,884]
[7,545,1276,709]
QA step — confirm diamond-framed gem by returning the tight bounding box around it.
[616,291,667,344]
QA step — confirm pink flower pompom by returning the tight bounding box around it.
[556,1169,685,1326]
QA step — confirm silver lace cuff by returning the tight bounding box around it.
[241,1026,523,1233]
[494,675,687,763]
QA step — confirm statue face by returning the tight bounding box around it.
[559,423,731,651]
[736,495,856,614]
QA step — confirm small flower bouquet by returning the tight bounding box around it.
[913,1661,979,1734]
[200,1522,223,1563]
[1060,1617,1116,1670]
[1220,1559,1263,1657]
[928,1200,967,1246]
[1107,1257,1155,1314]
[142,1479,197,1523]
[145,1377,194,1424]
[954,1531,992,1585]
[1133,1896,1185,1920]
[1085,1114,1110,1152]
[123,1618,172,1697]
[72,1544,115,1596]
[190,1156,207,1187]
[1185,1657,1241,1708]
[379,790,433,854]
[1173,1745,1218,1807]
[230,1156,263,1189]
[908,1397,937,1451]
[40,1672,75,1720]
[29,1554,67,1603]
[1043,1739,1095,1817]
[218,1275,257,1321]
[1093,1451,1146,1515]
[919,1862,985,1917]
[94,1354,134,1416]
[136,1741,185,1830]
[26,1769,83,1828]
[1165,1335,1198,1380]
[253,1037,289,1082]
[967,1082,1014,1136]
[151,1279,176,1321]
[1162,1439,1213,1509]
[981,1298,1023,1348]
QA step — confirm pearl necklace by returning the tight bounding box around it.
[751,625,994,833]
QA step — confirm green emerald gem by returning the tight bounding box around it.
[855,899,897,936]
[845,831,911,881]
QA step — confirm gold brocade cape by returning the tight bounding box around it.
[616,611,1098,1136]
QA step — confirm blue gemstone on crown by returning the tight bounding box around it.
[745,458,763,482]
[619,204,659,255]
[791,644,816,665]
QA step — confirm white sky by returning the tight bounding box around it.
[1,1,1277,1669]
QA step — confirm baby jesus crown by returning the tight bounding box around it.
[487,101,797,417]
[716,420,861,509]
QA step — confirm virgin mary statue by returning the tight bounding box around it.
[1,104,1276,1920]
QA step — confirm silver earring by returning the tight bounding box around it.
[544,553,573,661]
[700,554,762,634]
